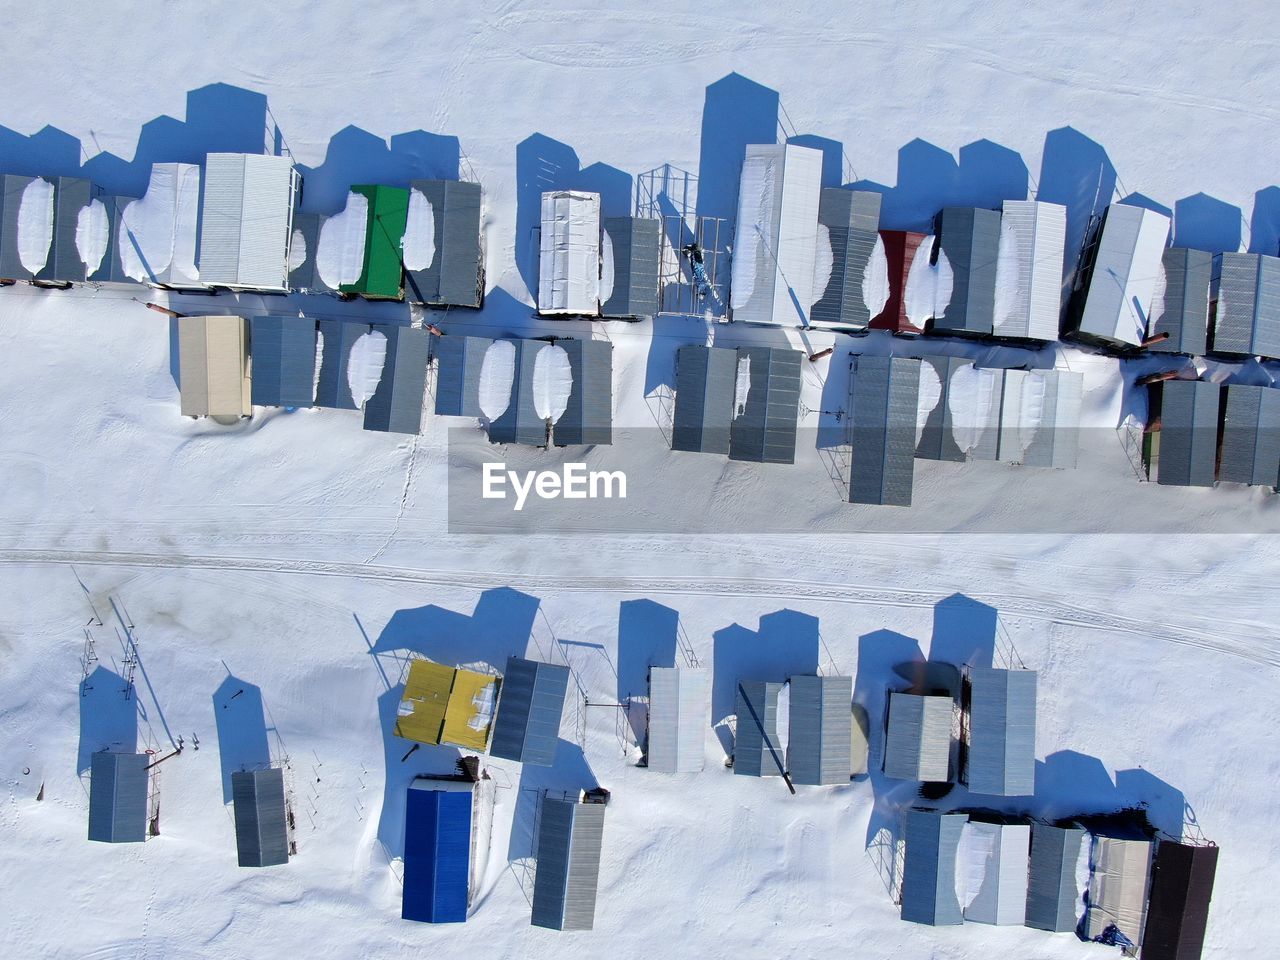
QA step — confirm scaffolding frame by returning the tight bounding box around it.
[636,164,730,320]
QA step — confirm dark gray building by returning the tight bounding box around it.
[884,692,953,782]
[86,195,141,285]
[530,795,607,932]
[405,179,484,308]
[433,334,494,417]
[1025,823,1087,932]
[363,325,431,435]
[963,668,1037,796]
[1210,252,1280,359]
[1218,384,1280,487]
[315,320,370,410]
[900,809,967,926]
[287,213,335,294]
[601,216,661,320]
[88,751,149,844]
[35,177,98,284]
[930,207,1001,336]
[915,356,970,462]
[555,338,613,446]
[488,339,549,446]
[733,680,784,778]
[671,343,737,455]
[1148,248,1212,355]
[787,675,853,786]
[728,346,803,464]
[0,174,55,279]
[809,189,882,331]
[231,767,289,867]
[489,657,570,766]
[1146,379,1221,487]
[250,315,317,408]
[849,355,922,506]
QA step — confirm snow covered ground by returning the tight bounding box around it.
[2,2,1279,958]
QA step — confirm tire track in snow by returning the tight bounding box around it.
[2,548,1277,668]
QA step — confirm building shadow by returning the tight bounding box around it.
[506,739,598,862]
[295,126,461,214]
[370,586,541,674]
[710,610,820,756]
[816,346,853,450]
[1249,186,1280,256]
[1119,192,1172,219]
[212,674,271,805]
[696,73,780,227]
[616,599,679,744]
[1173,193,1243,253]
[928,593,998,668]
[1114,767,1187,840]
[1036,127,1117,312]
[77,667,139,775]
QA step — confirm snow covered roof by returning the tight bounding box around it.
[343,184,408,299]
[1148,247,1212,355]
[916,356,972,463]
[900,809,967,926]
[671,343,737,455]
[962,668,1037,796]
[198,153,297,290]
[230,768,289,868]
[88,751,148,844]
[728,345,803,463]
[362,324,430,435]
[555,338,613,446]
[1217,384,1280,486]
[538,190,601,315]
[488,339,551,446]
[1025,823,1088,932]
[1143,841,1219,960]
[118,162,204,288]
[600,216,660,320]
[177,315,250,418]
[395,659,499,751]
[809,188,882,331]
[249,315,317,408]
[1069,203,1170,349]
[531,796,607,931]
[405,179,483,308]
[997,369,1084,469]
[84,194,138,285]
[314,320,370,410]
[849,355,921,506]
[994,200,1067,342]
[1081,835,1154,946]
[1147,379,1221,487]
[733,679,784,778]
[433,334,494,418]
[959,820,1031,925]
[646,666,708,774]
[931,206,1001,337]
[489,656,570,766]
[286,212,335,294]
[729,142,823,326]
[787,674,852,786]
[0,174,55,281]
[869,231,930,335]
[36,177,97,284]
[883,691,952,781]
[1210,252,1280,359]
[403,778,474,923]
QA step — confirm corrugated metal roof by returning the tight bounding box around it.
[932,207,1001,336]
[901,809,967,926]
[1211,252,1280,359]
[850,355,921,505]
[120,162,204,288]
[884,692,952,782]
[0,174,53,280]
[1218,384,1280,486]
[995,200,1066,341]
[1072,203,1170,348]
[403,779,473,923]
[1142,841,1219,960]
[249,315,317,408]
[177,315,250,418]
[1149,248,1211,355]
[964,668,1037,796]
[1154,380,1220,487]
[733,680,784,778]
[555,338,613,446]
[997,369,1084,469]
[916,356,971,462]
[433,335,494,418]
[646,666,708,774]
[728,346,803,463]
[962,821,1031,925]
[394,660,499,750]
[198,154,296,290]
[1025,823,1087,932]
[671,344,736,454]
[36,177,96,283]
[488,339,549,446]
[489,656,570,766]
[87,751,149,843]
[85,194,140,285]
[405,179,483,308]
[538,190,601,315]
[1082,835,1153,944]
[809,188,881,331]
[787,675,853,786]
[531,797,607,931]
[314,320,369,410]
[601,216,660,319]
[363,325,430,434]
[231,768,289,867]
[343,184,407,299]
[870,231,929,334]
[287,213,334,294]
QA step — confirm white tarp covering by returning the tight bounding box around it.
[346,330,387,408]
[903,237,952,327]
[948,364,1003,456]
[75,198,109,274]
[729,148,777,311]
[119,163,203,284]
[862,234,891,319]
[955,821,998,911]
[998,368,1084,467]
[288,228,307,272]
[538,190,601,314]
[402,187,436,272]
[532,344,572,423]
[17,177,54,274]
[317,192,369,288]
[478,340,516,420]
[960,822,1031,925]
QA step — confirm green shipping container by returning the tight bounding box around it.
[343,184,408,299]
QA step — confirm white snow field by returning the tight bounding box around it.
[2,2,1279,958]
